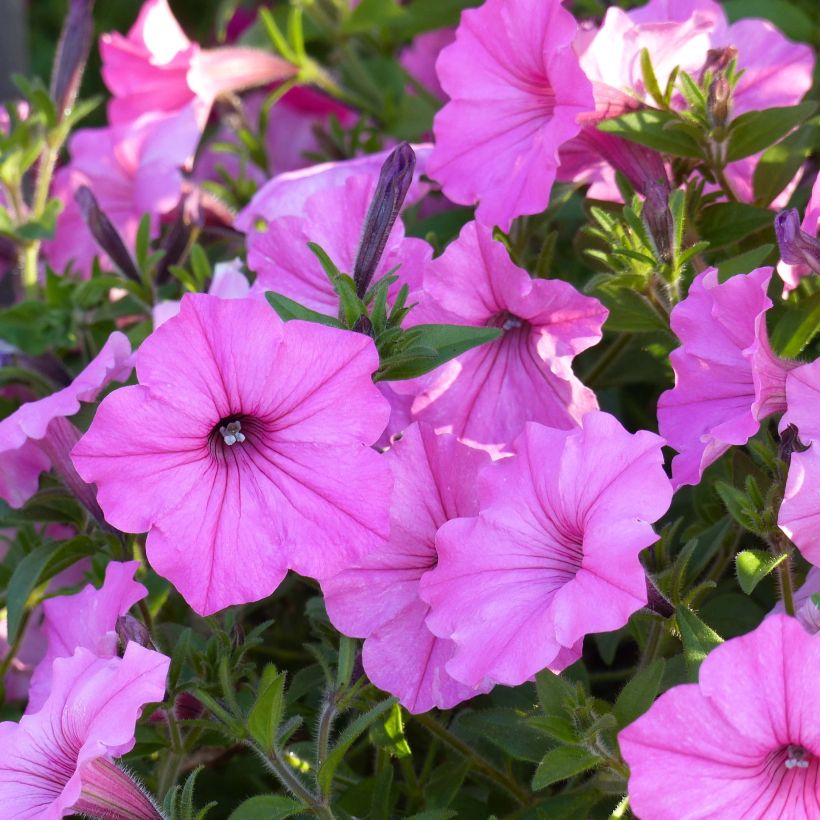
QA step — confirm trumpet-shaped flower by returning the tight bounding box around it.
[420,413,672,688]
[323,424,492,713]
[620,614,820,819]
[100,0,295,133]
[27,561,147,714]
[406,221,606,454]
[248,174,432,315]
[427,0,594,230]
[658,267,794,488]
[72,295,392,616]
[0,643,169,819]
[0,331,133,508]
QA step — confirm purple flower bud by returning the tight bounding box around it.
[156,191,203,283]
[707,74,731,129]
[775,209,820,274]
[353,142,416,297]
[643,181,675,264]
[699,46,738,81]
[116,614,153,651]
[174,691,205,721]
[51,0,95,120]
[779,422,811,468]
[73,758,163,820]
[75,185,142,282]
[580,129,667,197]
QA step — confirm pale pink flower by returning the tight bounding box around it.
[620,614,820,819]
[777,174,820,293]
[100,0,296,132]
[234,143,433,238]
[404,221,606,454]
[45,113,198,276]
[427,0,594,230]
[27,561,147,714]
[248,173,432,315]
[323,424,492,713]
[0,643,169,819]
[773,567,820,634]
[399,29,455,101]
[0,332,133,508]
[420,413,672,689]
[658,267,795,488]
[72,295,392,616]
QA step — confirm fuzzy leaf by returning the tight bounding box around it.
[532,747,600,791]
[735,549,788,595]
[726,102,817,162]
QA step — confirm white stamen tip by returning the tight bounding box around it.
[219,421,245,446]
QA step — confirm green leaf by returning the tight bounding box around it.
[723,0,818,45]
[725,102,817,162]
[15,199,63,241]
[676,606,723,680]
[695,202,773,249]
[228,795,303,820]
[532,747,600,791]
[457,708,552,762]
[598,110,704,159]
[715,480,763,533]
[716,244,774,281]
[264,291,344,329]
[614,659,665,728]
[735,549,789,595]
[589,280,669,334]
[535,668,575,715]
[639,48,665,109]
[771,291,820,358]
[369,702,412,758]
[753,121,819,206]
[247,665,286,753]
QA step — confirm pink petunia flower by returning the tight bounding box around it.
[657,267,795,488]
[0,643,169,819]
[322,423,492,713]
[399,28,455,101]
[403,221,606,455]
[419,413,672,689]
[72,295,392,616]
[27,561,148,714]
[772,567,820,634]
[0,331,133,508]
[45,113,198,276]
[248,173,432,315]
[100,0,296,134]
[427,0,594,231]
[619,614,820,819]
[777,174,820,294]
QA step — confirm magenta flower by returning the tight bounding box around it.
[419,413,672,689]
[777,175,820,293]
[100,0,296,132]
[248,174,432,315]
[45,114,197,276]
[27,561,148,714]
[323,424,492,713]
[620,614,820,819]
[399,29,455,101]
[72,295,392,616]
[0,643,169,819]
[658,267,795,488]
[773,568,820,634]
[0,331,133,508]
[405,221,606,454]
[427,0,593,230]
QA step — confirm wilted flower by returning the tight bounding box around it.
[0,332,133,508]
[404,221,606,454]
[427,0,594,230]
[658,267,795,488]
[27,561,148,714]
[0,644,169,819]
[620,615,820,818]
[420,413,672,689]
[72,295,392,616]
[323,423,492,713]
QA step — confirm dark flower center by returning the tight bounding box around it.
[488,310,525,332]
[785,745,812,770]
[207,413,265,458]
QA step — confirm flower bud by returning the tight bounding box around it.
[707,74,731,129]
[699,46,738,80]
[174,691,205,721]
[116,614,153,652]
[75,186,142,282]
[51,0,95,120]
[778,422,811,467]
[353,142,416,297]
[642,181,675,264]
[775,209,820,274]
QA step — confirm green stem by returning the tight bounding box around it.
[581,333,633,389]
[639,620,663,668]
[157,711,185,799]
[413,712,531,806]
[316,695,336,771]
[254,743,334,819]
[712,163,737,203]
[778,556,795,616]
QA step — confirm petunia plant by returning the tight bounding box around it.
[0,0,819,817]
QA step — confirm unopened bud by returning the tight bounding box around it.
[642,181,675,264]
[156,192,203,283]
[75,186,142,282]
[775,209,820,274]
[707,74,731,129]
[778,423,811,467]
[51,0,95,120]
[116,614,152,651]
[174,691,205,721]
[699,46,738,81]
[352,143,415,297]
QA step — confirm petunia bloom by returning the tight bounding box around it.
[427,0,594,230]
[404,221,606,454]
[27,560,148,714]
[773,567,820,634]
[100,0,296,134]
[248,173,432,315]
[0,331,133,508]
[0,643,169,819]
[322,423,492,713]
[619,614,820,819]
[777,174,820,293]
[72,295,392,616]
[777,358,820,567]
[657,267,795,488]
[420,413,672,689]
[399,28,456,101]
